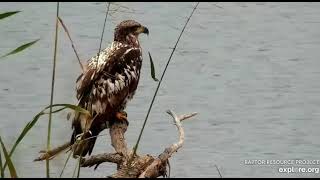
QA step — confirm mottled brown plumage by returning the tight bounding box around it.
[71,20,149,157]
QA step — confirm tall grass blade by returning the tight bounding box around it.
[148,52,158,81]
[132,2,200,156]
[43,104,90,115]
[2,107,65,170]
[2,104,90,170]
[95,2,111,69]
[0,11,20,20]
[47,2,60,177]
[57,16,84,72]
[72,158,78,178]
[0,136,17,178]
[1,39,40,59]
[59,149,73,178]
[215,164,222,178]
[0,147,3,178]
[76,155,81,178]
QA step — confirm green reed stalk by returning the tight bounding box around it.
[59,147,73,178]
[95,2,111,69]
[132,2,200,157]
[0,148,3,178]
[46,2,60,178]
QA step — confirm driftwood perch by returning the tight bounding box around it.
[80,110,197,178]
[34,110,197,178]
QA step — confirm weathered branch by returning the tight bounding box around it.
[80,120,129,169]
[80,153,123,167]
[34,141,71,161]
[110,154,154,178]
[109,120,128,156]
[79,110,197,178]
[35,110,197,178]
[178,112,198,122]
[138,110,197,178]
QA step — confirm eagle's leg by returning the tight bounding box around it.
[115,110,129,126]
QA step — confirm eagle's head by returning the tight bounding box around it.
[114,20,149,46]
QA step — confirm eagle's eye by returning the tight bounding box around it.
[131,26,140,32]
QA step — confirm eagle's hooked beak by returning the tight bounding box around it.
[143,26,149,36]
[136,26,149,36]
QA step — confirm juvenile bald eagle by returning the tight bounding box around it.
[71,20,149,157]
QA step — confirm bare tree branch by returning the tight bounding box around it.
[41,110,198,178]
[178,112,198,122]
[34,141,71,161]
[80,153,123,167]
[110,154,154,178]
[138,110,198,178]
[109,120,128,157]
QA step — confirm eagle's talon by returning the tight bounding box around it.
[76,133,84,140]
[116,111,129,125]
[116,111,127,121]
[88,130,92,136]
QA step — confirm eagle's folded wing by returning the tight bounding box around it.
[75,43,142,115]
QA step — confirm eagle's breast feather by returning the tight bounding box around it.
[76,41,142,115]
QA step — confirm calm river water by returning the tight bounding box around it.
[0,2,320,178]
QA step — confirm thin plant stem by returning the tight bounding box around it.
[132,2,200,156]
[76,155,81,178]
[0,149,3,178]
[95,2,111,69]
[59,148,73,178]
[57,16,84,72]
[46,2,60,178]
[215,164,222,178]
[72,159,78,178]
[72,141,83,178]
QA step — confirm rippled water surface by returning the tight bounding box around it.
[1,2,320,178]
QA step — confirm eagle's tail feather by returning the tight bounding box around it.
[70,111,104,157]
[71,130,97,157]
